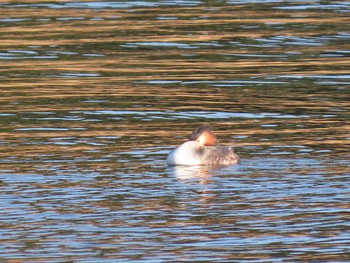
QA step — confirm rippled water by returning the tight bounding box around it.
[0,0,349,262]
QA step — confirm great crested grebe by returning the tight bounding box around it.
[166,124,239,166]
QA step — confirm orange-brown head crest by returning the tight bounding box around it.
[189,124,218,146]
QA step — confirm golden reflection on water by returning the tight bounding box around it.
[0,2,349,261]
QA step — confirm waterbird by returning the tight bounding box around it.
[166,124,239,166]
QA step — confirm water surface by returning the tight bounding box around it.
[0,0,349,262]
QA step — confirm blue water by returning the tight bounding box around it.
[0,0,349,262]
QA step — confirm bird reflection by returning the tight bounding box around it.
[167,165,224,205]
[167,164,240,204]
[167,164,229,183]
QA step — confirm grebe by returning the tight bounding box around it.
[166,125,239,166]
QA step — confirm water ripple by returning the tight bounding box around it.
[0,0,349,262]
